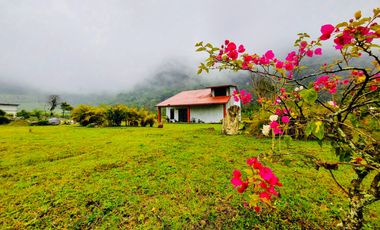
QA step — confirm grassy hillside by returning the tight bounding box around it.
[0,124,378,229]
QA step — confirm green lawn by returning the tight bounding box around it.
[0,124,378,229]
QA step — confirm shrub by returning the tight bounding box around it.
[105,105,127,126]
[0,116,10,125]
[30,120,50,126]
[71,105,106,126]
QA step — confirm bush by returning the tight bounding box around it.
[16,110,30,119]
[71,105,106,126]
[0,116,10,125]
[0,109,5,117]
[105,105,127,126]
[30,120,50,126]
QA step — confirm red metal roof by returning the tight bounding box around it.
[156,88,230,107]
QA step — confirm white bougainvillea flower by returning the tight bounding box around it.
[262,125,271,136]
[269,115,278,121]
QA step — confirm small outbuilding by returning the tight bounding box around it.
[156,85,241,123]
[0,103,19,117]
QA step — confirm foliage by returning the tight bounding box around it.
[47,95,60,116]
[0,116,10,125]
[0,124,378,228]
[0,109,5,117]
[29,120,51,126]
[16,109,31,119]
[71,104,156,127]
[60,102,73,118]
[196,8,380,229]
[71,105,106,127]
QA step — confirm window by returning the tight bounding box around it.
[214,87,227,96]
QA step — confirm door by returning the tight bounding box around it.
[170,108,174,120]
[178,108,188,122]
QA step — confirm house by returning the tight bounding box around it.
[156,85,241,123]
[0,103,19,117]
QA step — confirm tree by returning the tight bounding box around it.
[197,8,379,229]
[16,110,30,119]
[60,102,73,118]
[47,95,60,117]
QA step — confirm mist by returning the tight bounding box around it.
[0,0,378,94]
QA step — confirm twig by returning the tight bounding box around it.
[329,169,350,196]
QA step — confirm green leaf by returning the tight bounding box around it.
[313,121,324,140]
[305,122,314,138]
[196,47,206,52]
[299,88,318,104]
[348,114,359,128]
[197,68,202,75]
[205,43,213,48]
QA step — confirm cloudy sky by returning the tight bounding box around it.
[0,0,378,93]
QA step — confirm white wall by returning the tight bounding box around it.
[190,104,224,123]
[0,104,18,117]
[166,107,179,121]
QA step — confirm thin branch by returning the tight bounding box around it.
[329,169,350,196]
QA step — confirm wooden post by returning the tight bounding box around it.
[223,104,227,118]
[187,106,190,123]
[157,107,161,123]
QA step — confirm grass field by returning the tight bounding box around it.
[0,124,379,229]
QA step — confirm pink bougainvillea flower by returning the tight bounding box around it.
[314,48,322,55]
[227,50,238,60]
[333,30,354,49]
[281,116,290,123]
[300,41,308,48]
[231,169,243,187]
[369,85,378,91]
[275,61,284,69]
[275,108,283,116]
[238,44,245,53]
[341,79,350,85]
[232,90,240,102]
[226,42,236,51]
[320,24,335,40]
[231,177,242,187]
[259,181,268,189]
[264,50,275,60]
[267,186,279,196]
[233,169,242,178]
[237,181,249,193]
[286,51,296,62]
[259,167,273,181]
[285,62,294,71]
[239,89,252,105]
[269,121,279,129]
[273,127,283,135]
[243,55,253,63]
[247,157,262,169]
[259,192,271,200]
[268,175,279,186]
[246,157,258,166]
[306,50,314,57]
[225,40,230,45]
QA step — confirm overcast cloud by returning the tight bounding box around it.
[0,0,378,93]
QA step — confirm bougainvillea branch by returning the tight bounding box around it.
[197,8,380,229]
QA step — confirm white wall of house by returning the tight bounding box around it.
[0,104,18,117]
[190,104,224,123]
[166,105,224,123]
